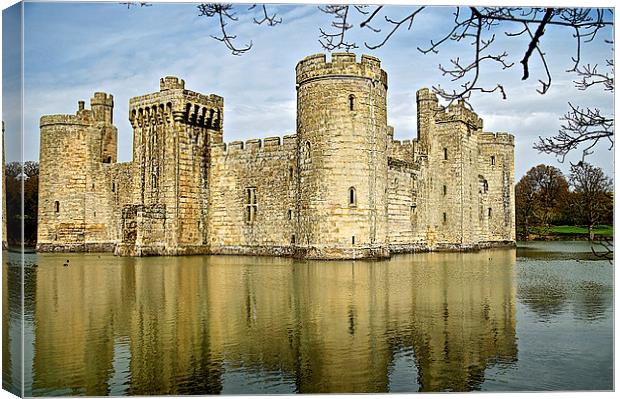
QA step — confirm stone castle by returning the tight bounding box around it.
[37,53,515,259]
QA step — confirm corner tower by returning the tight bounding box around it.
[295,53,389,259]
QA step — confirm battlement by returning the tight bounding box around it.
[90,92,113,107]
[210,134,297,156]
[160,76,185,91]
[40,112,94,128]
[416,88,483,130]
[296,53,387,87]
[478,132,515,146]
[129,77,224,128]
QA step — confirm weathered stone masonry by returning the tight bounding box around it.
[37,53,515,259]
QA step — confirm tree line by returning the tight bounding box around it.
[516,162,613,241]
[4,161,38,247]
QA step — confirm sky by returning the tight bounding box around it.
[1,0,615,180]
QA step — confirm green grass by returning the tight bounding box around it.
[548,225,613,236]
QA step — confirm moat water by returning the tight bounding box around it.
[2,241,613,395]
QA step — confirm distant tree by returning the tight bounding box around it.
[526,164,570,232]
[515,175,536,239]
[569,162,612,242]
[4,161,39,246]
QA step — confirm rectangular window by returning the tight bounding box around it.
[443,148,448,160]
[245,187,257,223]
[288,209,293,220]
[55,201,60,213]
[491,155,495,165]
[443,185,447,195]
[488,208,492,218]
[443,212,447,223]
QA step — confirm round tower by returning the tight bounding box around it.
[295,53,389,259]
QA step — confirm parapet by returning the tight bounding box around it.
[296,53,387,88]
[91,92,113,107]
[478,132,515,146]
[129,77,223,128]
[210,134,297,156]
[160,76,185,91]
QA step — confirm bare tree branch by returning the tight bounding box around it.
[250,4,282,26]
[534,103,614,162]
[364,7,425,50]
[318,5,358,51]
[198,3,253,56]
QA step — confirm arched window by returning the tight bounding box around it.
[54,201,60,213]
[483,179,489,193]
[491,155,495,165]
[349,94,355,111]
[349,187,356,206]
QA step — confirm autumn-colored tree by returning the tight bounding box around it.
[515,164,569,238]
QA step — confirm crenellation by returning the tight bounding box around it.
[38,54,515,258]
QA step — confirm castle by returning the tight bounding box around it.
[37,53,515,259]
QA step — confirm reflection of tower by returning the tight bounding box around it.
[295,53,389,259]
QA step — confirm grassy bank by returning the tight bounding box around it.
[520,225,613,240]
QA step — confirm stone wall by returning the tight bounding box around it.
[208,136,297,256]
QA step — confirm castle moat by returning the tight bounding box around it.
[2,241,613,394]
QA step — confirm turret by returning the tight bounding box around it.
[295,53,390,259]
[90,92,114,125]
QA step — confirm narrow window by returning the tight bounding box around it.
[91,183,95,190]
[443,212,447,223]
[94,211,96,217]
[349,187,356,206]
[349,94,355,111]
[245,187,257,223]
[491,155,495,165]
[112,182,116,192]
[54,201,60,213]
[288,209,293,220]
[443,148,448,160]
[410,205,416,214]
[352,236,356,245]
[443,185,447,196]
[488,208,492,218]
[289,166,294,179]
[291,234,296,244]
[483,179,489,193]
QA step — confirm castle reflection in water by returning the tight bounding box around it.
[4,249,518,394]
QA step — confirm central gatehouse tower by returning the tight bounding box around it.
[116,77,223,256]
[295,53,390,259]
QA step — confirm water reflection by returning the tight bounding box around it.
[2,249,526,395]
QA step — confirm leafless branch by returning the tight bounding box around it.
[250,4,282,26]
[534,103,614,162]
[120,2,151,9]
[364,7,425,50]
[520,8,554,81]
[198,3,253,55]
[318,5,358,51]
